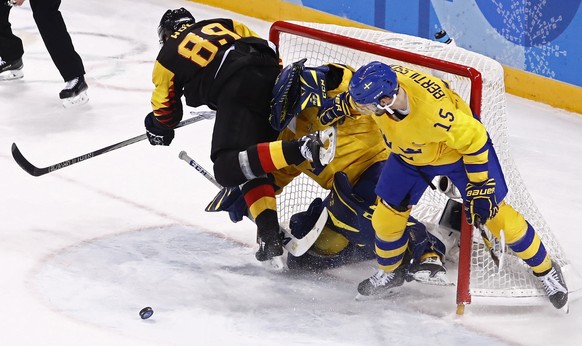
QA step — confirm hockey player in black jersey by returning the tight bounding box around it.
[144,8,336,266]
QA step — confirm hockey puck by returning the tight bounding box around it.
[139,306,154,319]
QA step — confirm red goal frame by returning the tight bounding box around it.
[269,20,483,311]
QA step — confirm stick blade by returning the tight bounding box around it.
[11,143,44,177]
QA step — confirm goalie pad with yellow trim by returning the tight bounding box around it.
[287,171,447,271]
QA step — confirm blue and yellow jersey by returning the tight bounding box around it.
[371,65,490,182]
[151,19,268,127]
[272,64,388,191]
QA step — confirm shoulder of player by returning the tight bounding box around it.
[193,18,235,26]
[183,18,246,34]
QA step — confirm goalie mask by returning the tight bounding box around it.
[270,59,329,131]
[157,8,196,44]
[349,61,399,115]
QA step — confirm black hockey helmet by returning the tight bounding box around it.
[157,8,196,44]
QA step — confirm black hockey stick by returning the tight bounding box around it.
[11,111,215,177]
[475,217,500,268]
[177,150,327,257]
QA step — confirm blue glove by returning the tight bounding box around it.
[318,92,351,126]
[205,186,248,223]
[464,178,499,225]
[289,198,324,239]
[144,112,174,146]
[270,60,329,131]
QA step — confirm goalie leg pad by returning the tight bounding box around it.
[404,218,452,285]
[328,170,448,268]
[326,171,376,248]
[287,242,375,271]
[406,217,446,263]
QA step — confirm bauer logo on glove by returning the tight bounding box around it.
[464,178,499,225]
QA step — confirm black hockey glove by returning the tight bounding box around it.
[144,112,174,146]
[464,178,499,225]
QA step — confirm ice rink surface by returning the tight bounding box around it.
[2,1,582,345]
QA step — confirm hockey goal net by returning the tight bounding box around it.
[269,21,580,312]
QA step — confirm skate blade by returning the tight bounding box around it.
[0,69,24,81]
[62,91,89,108]
[559,301,569,314]
[354,288,401,301]
[261,255,286,272]
[411,271,454,286]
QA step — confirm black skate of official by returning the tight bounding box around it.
[0,58,24,81]
[60,75,89,108]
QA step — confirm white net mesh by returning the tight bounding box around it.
[273,21,578,304]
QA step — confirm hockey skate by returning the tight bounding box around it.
[298,126,337,169]
[0,58,24,81]
[255,227,285,271]
[60,76,89,108]
[407,253,453,286]
[356,268,406,300]
[535,261,569,312]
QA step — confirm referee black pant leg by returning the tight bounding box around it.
[29,0,85,81]
[0,5,24,61]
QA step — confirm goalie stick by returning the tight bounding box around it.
[178,150,326,257]
[11,111,216,177]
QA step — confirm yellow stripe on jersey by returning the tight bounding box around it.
[464,148,489,182]
[151,61,176,117]
[268,141,288,169]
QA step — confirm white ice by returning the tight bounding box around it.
[2,1,582,345]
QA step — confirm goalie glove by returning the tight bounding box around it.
[464,178,499,225]
[318,91,352,126]
[270,58,329,131]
